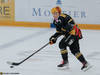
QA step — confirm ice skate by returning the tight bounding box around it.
[57,60,69,70]
[81,62,92,71]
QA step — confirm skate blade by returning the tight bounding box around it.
[82,65,93,72]
[57,66,69,70]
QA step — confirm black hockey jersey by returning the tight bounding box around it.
[52,13,82,39]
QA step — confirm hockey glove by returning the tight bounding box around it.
[49,36,57,45]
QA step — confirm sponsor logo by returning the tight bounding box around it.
[0,72,20,75]
[0,0,14,21]
[32,8,86,18]
[56,0,62,5]
[0,0,11,3]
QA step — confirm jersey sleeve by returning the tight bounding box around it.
[52,31,62,39]
[64,15,75,32]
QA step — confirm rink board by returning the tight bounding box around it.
[0,21,100,30]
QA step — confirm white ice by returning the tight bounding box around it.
[0,26,100,75]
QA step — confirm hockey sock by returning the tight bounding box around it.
[60,49,68,61]
[75,52,87,64]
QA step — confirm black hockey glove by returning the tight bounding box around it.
[49,36,57,45]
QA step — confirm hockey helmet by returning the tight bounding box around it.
[51,6,62,14]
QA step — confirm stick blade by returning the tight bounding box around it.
[7,61,13,65]
[12,62,20,66]
[7,61,20,66]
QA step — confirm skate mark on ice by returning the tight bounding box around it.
[86,51,100,60]
[0,29,49,50]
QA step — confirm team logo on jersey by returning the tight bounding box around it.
[54,19,62,25]
[56,0,62,5]
[58,19,61,23]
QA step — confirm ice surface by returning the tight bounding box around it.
[0,26,100,75]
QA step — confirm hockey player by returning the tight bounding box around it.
[49,6,91,71]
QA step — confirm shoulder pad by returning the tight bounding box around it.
[60,14,67,18]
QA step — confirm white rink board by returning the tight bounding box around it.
[15,0,100,24]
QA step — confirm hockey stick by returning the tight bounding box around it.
[7,42,50,66]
